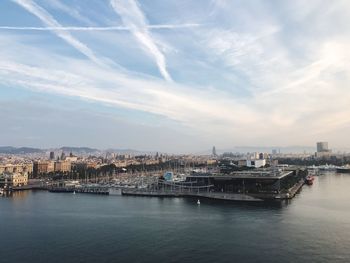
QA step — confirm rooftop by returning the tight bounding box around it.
[188,170,294,180]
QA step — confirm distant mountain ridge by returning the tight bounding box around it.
[105,148,157,155]
[2,145,347,155]
[0,146,43,154]
[222,146,317,154]
[58,146,100,154]
[0,146,148,155]
[196,146,318,155]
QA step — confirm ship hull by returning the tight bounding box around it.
[336,168,350,174]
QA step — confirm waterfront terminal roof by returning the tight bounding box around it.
[189,170,294,180]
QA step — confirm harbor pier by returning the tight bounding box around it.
[122,168,307,202]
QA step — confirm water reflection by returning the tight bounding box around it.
[1,172,350,263]
[11,190,30,200]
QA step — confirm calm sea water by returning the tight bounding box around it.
[1,172,350,263]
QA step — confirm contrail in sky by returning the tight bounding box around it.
[0,24,201,31]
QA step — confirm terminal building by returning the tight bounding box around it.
[183,168,306,197]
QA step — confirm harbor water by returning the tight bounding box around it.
[1,172,350,263]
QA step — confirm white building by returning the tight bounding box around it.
[246,159,266,168]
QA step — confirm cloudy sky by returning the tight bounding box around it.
[0,0,350,152]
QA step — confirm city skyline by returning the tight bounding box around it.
[1,0,350,152]
[2,143,350,156]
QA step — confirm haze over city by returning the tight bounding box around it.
[1,0,350,152]
[3,2,350,263]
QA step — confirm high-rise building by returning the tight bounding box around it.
[49,151,55,160]
[317,142,329,152]
[315,142,331,158]
[212,146,217,156]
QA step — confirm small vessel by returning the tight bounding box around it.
[197,199,200,205]
[318,164,337,171]
[73,191,76,195]
[305,175,315,185]
[336,167,350,174]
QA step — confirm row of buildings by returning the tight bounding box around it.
[33,160,72,175]
[0,163,33,174]
[0,172,28,188]
[0,142,337,181]
[0,160,73,175]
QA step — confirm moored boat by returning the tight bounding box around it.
[305,175,315,185]
[336,167,350,174]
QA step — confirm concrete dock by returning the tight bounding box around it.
[122,189,265,201]
[122,179,306,202]
[49,186,109,195]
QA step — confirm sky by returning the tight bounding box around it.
[0,0,350,153]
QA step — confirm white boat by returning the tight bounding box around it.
[108,188,122,196]
[197,199,200,205]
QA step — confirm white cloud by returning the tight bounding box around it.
[0,49,260,144]
[0,23,201,31]
[45,0,94,25]
[12,0,107,67]
[2,0,350,149]
[110,0,173,82]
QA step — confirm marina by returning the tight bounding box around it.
[32,167,307,202]
[0,165,345,203]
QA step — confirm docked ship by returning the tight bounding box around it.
[336,166,350,174]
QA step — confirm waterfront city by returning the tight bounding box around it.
[1,142,350,199]
[1,143,350,262]
[2,0,350,262]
